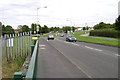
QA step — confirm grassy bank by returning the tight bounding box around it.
[73,31,119,47]
[2,56,26,78]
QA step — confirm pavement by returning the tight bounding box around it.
[80,33,119,41]
[37,35,118,78]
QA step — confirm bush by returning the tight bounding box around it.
[89,29,120,38]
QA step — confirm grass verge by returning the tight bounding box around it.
[73,31,120,47]
[2,56,26,78]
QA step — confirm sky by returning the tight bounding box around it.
[0,0,119,29]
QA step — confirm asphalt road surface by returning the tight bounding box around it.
[37,35,118,78]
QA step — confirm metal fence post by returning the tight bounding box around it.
[10,34,12,60]
[13,34,14,59]
[23,32,24,56]
[15,34,17,58]
[7,34,9,61]
[25,32,27,57]
[30,31,31,53]
[28,32,29,55]
[21,33,22,57]
[18,33,19,57]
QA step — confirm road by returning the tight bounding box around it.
[37,35,118,79]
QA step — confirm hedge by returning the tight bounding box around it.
[89,29,120,38]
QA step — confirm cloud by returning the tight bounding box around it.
[0,0,119,28]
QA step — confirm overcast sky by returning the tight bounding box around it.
[0,0,119,29]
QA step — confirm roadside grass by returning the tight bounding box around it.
[73,31,120,47]
[2,56,26,78]
[7,36,31,59]
[3,36,31,78]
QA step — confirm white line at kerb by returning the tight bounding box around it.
[85,46,103,51]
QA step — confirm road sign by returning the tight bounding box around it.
[37,26,39,32]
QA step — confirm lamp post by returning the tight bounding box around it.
[36,6,47,35]
[66,18,73,33]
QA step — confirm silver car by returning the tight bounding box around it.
[48,35,54,40]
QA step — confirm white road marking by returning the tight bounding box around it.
[115,54,120,56]
[39,45,46,47]
[85,46,103,52]
[40,48,46,49]
[71,43,80,46]
[56,39,102,52]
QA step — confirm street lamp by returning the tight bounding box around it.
[36,6,47,35]
[37,6,47,24]
[66,18,73,33]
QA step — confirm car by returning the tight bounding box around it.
[66,35,77,42]
[60,33,64,37]
[48,35,54,40]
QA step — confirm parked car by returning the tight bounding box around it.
[48,35,54,40]
[66,35,77,42]
[60,33,64,37]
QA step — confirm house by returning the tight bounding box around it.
[14,29,19,34]
[75,27,83,31]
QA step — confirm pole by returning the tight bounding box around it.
[37,8,39,35]
[7,34,9,61]
[15,34,17,58]
[13,34,14,59]
[21,33,22,56]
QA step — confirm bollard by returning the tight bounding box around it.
[31,45,35,56]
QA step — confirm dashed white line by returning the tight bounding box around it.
[40,48,46,50]
[39,45,46,47]
[85,46,102,52]
[71,43,80,46]
[115,54,120,56]
[56,39,103,52]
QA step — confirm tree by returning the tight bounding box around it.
[38,25,42,33]
[83,27,86,30]
[21,25,30,33]
[5,25,15,34]
[62,26,71,33]
[41,25,49,33]
[2,25,6,35]
[72,26,75,32]
[50,27,54,31]
[31,23,36,34]
[86,26,89,30]
[94,22,113,30]
[115,15,120,30]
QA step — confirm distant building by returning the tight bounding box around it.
[14,29,22,34]
[88,27,94,31]
[75,27,94,31]
[75,27,83,31]
[14,29,19,34]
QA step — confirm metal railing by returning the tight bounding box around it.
[25,40,39,79]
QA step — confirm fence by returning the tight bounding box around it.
[2,32,32,61]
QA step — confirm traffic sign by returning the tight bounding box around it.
[37,26,39,32]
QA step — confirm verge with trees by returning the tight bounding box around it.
[89,16,120,38]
